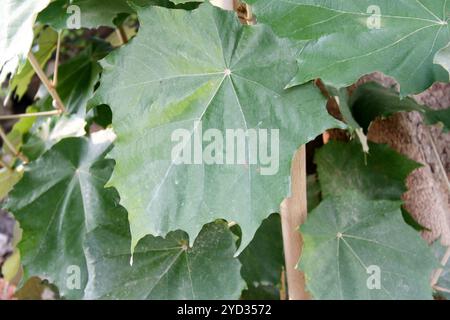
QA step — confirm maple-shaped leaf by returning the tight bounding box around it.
[246,0,450,96]
[90,3,344,255]
[299,191,437,300]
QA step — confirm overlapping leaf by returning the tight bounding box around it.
[84,220,245,299]
[299,191,437,300]
[90,3,344,255]
[247,0,450,95]
[0,0,51,81]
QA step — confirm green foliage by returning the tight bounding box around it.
[0,0,446,300]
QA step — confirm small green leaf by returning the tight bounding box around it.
[350,82,450,133]
[299,191,437,300]
[315,141,421,201]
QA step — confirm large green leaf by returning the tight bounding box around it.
[350,82,450,133]
[90,3,344,254]
[247,0,450,96]
[299,191,437,300]
[84,219,245,299]
[5,130,116,299]
[315,141,420,201]
[0,0,51,82]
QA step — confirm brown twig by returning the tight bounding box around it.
[0,127,28,163]
[433,285,450,294]
[0,110,61,120]
[279,267,287,300]
[431,245,450,287]
[27,52,66,112]
[116,26,128,46]
[52,31,62,87]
